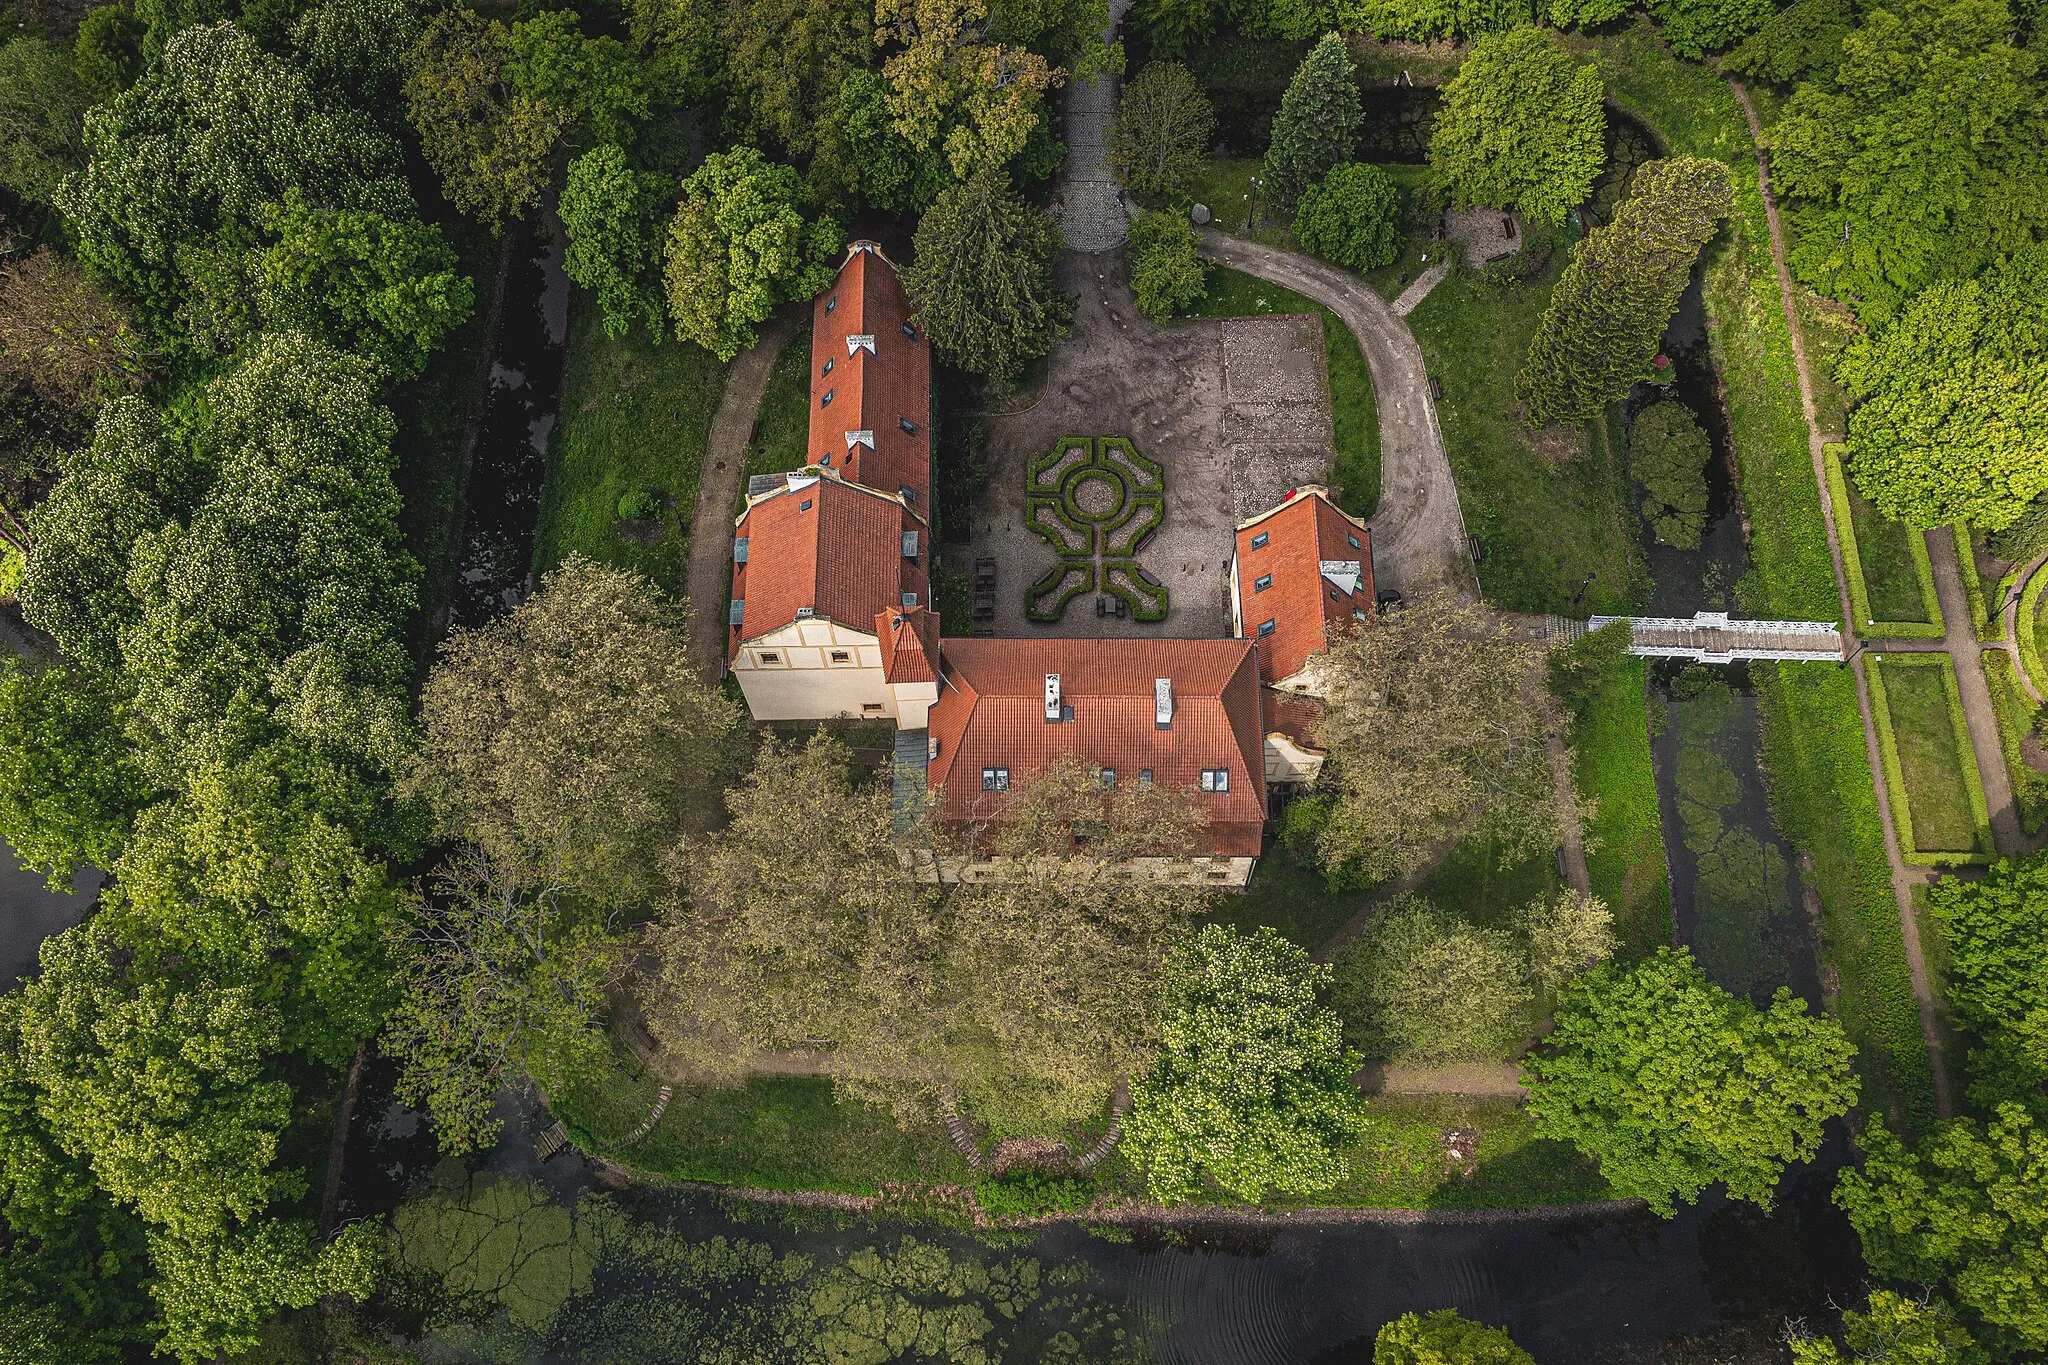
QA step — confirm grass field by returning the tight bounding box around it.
[1182,266,1381,518]
[1983,650,2048,834]
[1870,655,1990,861]
[746,327,811,490]
[532,300,726,593]
[1843,473,1939,629]
[1569,653,1673,959]
[1209,840,1368,952]
[1414,836,1560,930]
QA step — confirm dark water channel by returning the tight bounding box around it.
[446,217,570,629]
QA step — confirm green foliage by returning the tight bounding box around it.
[1629,401,1710,548]
[1517,156,1734,424]
[1427,26,1603,229]
[74,6,148,101]
[1375,1308,1535,1364]
[816,68,953,214]
[1349,0,1531,40]
[1723,0,1855,86]
[1109,60,1215,201]
[975,1171,1095,1219]
[662,146,842,360]
[147,1219,379,1363]
[1293,162,1402,272]
[1128,0,1225,55]
[0,35,91,212]
[404,7,569,230]
[0,662,149,888]
[1837,245,2048,532]
[1516,888,1617,993]
[57,22,414,349]
[721,0,871,158]
[1836,1105,2048,1355]
[1647,0,1776,57]
[1333,896,1534,1064]
[1124,924,1367,1203]
[1925,856,2048,1108]
[1767,0,2048,329]
[904,169,1071,385]
[1524,947,1858,1216]
[1989,499,2048,563]
[561,144,672,342]
[1262,35,1361,210]
[503,9,650,151]
[289,0,426,113]
[1125,211,1207,321]
[254,193,475,381]
[1788,1290,1984,1365]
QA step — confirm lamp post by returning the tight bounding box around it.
[1245,175,1263,232]
[1568,571,1597,613]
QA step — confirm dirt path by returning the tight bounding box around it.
[1925,531,2022,854]
[1729,80,1952,1117]
[683,309,800,677]
[1196,232,1477,600]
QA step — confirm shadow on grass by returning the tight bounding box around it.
[1424,1137,1610,1210]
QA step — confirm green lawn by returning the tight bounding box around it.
[1844,474,1938,628]
[1872,657,1988,859]
[1414,836,1561,931]
[532,299,726,593]
[1180,266,1380,518]
[746,326,812,491]
[1983,650,2048,834]
[1569,653,1673,959]
[1210,840,1369,952]
[1404,262,1643,614]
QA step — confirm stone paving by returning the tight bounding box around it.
[1053,0,1134,252]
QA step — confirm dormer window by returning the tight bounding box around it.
[821,389,833,407]
[899,417,918,434]
[822,358,834,375]
[1251,531,1269,549]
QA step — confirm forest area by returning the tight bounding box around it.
[0,0,2044,1354]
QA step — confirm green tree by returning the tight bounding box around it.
[1375,1309,1535,1365]
[1314,591,1561,882]
[812,68,953,215]
[147,1219,379,1363]
[1126,210,1207,321]
[903,168,1071,385]
[1648,0,1776,56]
[1836,1105,2048,1355]
[290,0,426,113]
[74,5,148,101]
[1766,0,2048,329]
[561,144,672,342]
[1349,0,1532,41]
[1989,498,2048,563]
[1108,60,1215,202]
[503,8,650,150]
[0,248,149,422]
[1293,162,1402,271]
[1924,854,2048,1106]
[876,0,1068,180]
[1124,925,1366,1203]
[56,22,415,348]
[1332,895,1533,1063]
[1517,156,1734,424]
[1427,25,1603,228]
[404,7,570,230]
[0,34,91,211]
[409,555,743,904]
[1723,0,1856,87]
[662,147,843,360]
[721,0,872,157]
[1524,947,1858,1216]
[1516,887,1615,993]
[1788,1291,1984,1365]
[1263,34,1361,210]
[254,193,475,381]
[1629,400,1711,548]
[1129,0,1224,55]
[0,662,149,888]
[1836,245,2048,532]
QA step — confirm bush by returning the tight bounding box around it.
[1989,498,2048,564]
[974,1171,1094,1220]
[1293,163,1402,272]
[1109,61,1215,202]
[616,488,660,520]
[1126,212,1207,321]
[1331,894,1534,1064]
[1629,401,1711,548]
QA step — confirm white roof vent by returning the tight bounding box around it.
[1155,678,1173,729]
[845,429,875,451]
[848,334,876,356]
[1044,674,1062,722]
[1321,560,1364,595]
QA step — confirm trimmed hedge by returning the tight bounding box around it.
[1866,653,1992,867]
[1026,561,1096,622]
[1825,447,1943,639]
[1982,650,2048,835]
[2020,567,2048,697]
[1954,525,2000,643]
[1103,561,1169,621]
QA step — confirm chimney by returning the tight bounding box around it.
[1044,674,1062,723]
[1155,678,1173,729]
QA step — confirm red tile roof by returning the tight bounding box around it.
[926,638,1268,856]
[1263,688,1326,753]
[877,605,940,684]
[810,245,931,515]
[1235,488,1374,686]
[729,474,927,656]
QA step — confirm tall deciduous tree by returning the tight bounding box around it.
[502,8,650,150]
[1427,25,1602,228]
[904,168,1071,385]
[1375,1309,1535,1365]
[0,662,149,888]
[1517,156,1734,425]
[1333,895,1534,1063]
[812,68,954,214]
[290,0,426,113]
[1787,1291,1983,1365]
[1647,0,1776,57]
[404,7,570,230]
[1262,34,1361,210]
[877,0,1066,179]
[1767,0,2048,328]
[662,147,843,360]
[1722,0,1855,87]
[0,34,91,211]
[1924,852,2048,1106]
[74,5,148,101]
[1109,60,1215,202]
[0,249,148,421]
[1123,924,1367,1203]
[1836,244,2048,532]
[561,144,673,341]
[1294,162,1402,271]
[721,0,871,157]
[1313,590,1562,883]
[1524,947,1858,1216]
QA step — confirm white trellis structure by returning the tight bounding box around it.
[1564,611,1845,663]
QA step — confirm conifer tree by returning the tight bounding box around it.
[1262,34,1361,210]
[903,169,1071,385]
[1517,156,1733,425]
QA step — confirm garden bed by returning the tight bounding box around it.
[1023,436,1170,622]
[1824,448,1942,638]
[1983,650,2048,835]
[1866,654,1992,866]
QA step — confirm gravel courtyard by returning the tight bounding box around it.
[958,250,1335,639]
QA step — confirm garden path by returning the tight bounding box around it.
[1053,0,1135,252]
[1925,531,2022,854]
[1730,80,1952,1117]
[2002,552,2047,704]
[684,307,801,677]
[1196,231,1477,600]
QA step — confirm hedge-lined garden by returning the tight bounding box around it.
[1867,654,1993,867]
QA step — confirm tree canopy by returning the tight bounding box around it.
[1332,895,1534,1064]
[404,7,570,230]
[1924,853,2048,1107]
[561,144,673,343]
[1629,400,1712,549]
[1524,947,1858,1216]
[1375,1309,1536,1365]
[1109,60,1215,202]
[1427,25,1604,228]
[663,147,843,359]
[1293,162,1403,272]
[1126,210,1208,321]
[1263,34,1361,210]
[904,168,1071,385]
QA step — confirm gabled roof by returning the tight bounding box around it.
[729,473,927,657]
[809,244,931,516]
[877,605,940,684]
[925,638,1268,856]
[1235,486,1375,686]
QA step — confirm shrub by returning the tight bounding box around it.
[616,488,660,520]
[974,1172,1094,1220]
[1332,894,1534,1064]
[1293,163,1402,272]
[1126,212,1207,321]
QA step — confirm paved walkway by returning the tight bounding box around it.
[1054,0,1134,252]
[1196,232,1477,599]
[1389,262,1449,317]
[1731,80,1952,1117]
[684,308,801,678]
[1926,530,2023,853]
